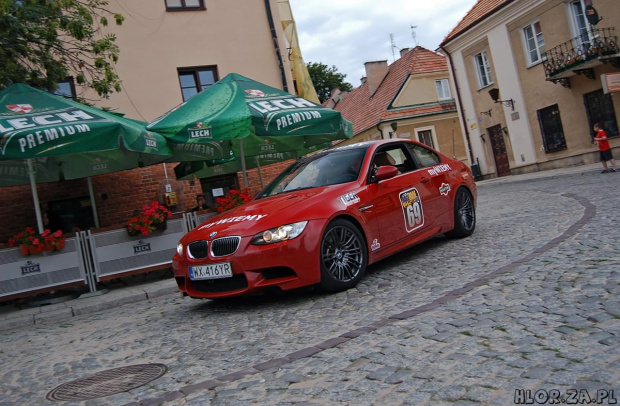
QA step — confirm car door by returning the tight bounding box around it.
[365,143,437,248]
[407,142,453,219]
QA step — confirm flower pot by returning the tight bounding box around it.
[54,238,65,251]
[29,245,43,255]
[19,244,30,256]
[154,218,167,232]
[126,227,141,237]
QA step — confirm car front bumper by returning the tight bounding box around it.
[172,219,326,298]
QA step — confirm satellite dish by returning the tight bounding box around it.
[585,5,602,25]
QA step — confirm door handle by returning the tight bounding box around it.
[359,205,373,212]
[421,177,430,183]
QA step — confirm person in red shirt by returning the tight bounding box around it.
[593,123,617,173]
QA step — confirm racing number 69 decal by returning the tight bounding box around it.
[400,187,424,233]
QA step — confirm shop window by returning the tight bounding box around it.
[537,104,567,153]
[178,66,218,101]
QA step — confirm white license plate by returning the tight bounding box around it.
[189,262,232,280]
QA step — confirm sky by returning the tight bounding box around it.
[288,0,479,88]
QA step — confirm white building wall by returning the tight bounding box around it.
[447,49,490,173]
[487,24,537,167]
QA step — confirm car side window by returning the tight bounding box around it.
[370,144,417,181]
[407,144,441,168]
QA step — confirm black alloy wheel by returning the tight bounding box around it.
[446,188,476,238]
[319,219,367,292]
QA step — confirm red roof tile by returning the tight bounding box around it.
[333,47,453,135]
[441,0,513,46]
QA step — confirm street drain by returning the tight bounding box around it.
[46,363,168,401]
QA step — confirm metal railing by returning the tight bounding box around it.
[542,27,618,78]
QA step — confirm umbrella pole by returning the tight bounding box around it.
[87,177,100,229]
[255,156,264,188]
[27,159,45,233]
[239,139,248,187]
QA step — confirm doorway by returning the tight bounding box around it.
[584,89,618,137]
[199,175,239,208]
[48,196,96,233]
[487,124,511,177]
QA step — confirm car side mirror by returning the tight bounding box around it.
[374,166,399,182]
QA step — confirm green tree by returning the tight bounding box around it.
[0,0,124,97]
[307,62,353,104]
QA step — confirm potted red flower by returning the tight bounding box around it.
[143,201,172,232]
[41,229,65,251]
[215,188,253,213]
[8,227,64,256]
[126,214,152,236]
[126,201,172,236]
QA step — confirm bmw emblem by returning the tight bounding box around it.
[209,231,218,239]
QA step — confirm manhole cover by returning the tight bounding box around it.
[46,363,167,401]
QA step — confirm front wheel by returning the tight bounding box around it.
[445,188,476,238]
[319,219,367,292]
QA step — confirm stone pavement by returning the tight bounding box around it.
[0,163,602,332]
[1,161,619,406]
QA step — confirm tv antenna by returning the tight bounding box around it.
[390,33,398,61]
[411,25,418,47]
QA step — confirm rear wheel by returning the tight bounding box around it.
[319,219,367,292]
[446,188,476,238]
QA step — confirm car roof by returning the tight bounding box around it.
[329,138,420,153]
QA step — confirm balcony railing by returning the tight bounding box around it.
[542,27,618,81]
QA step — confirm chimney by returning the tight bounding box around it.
[325,88,348,109]
[364,60,388,96]
[400,48,410,57]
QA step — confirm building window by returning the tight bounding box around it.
[177,67,217,101]
[415,128,436,149]
[165,0,205,10]
[523,21,545,65]
[537,104,567,153]
[569,0,593,47]
[474,51,493,89]
[54,78,76,99]
[435,79,452,100]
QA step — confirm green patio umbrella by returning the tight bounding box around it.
[174,138,330,188]
[0,83,173,232]
[147,73,352,184]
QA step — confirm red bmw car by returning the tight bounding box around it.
[173,139,477,299]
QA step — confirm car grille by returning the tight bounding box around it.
[188,241,208,259]
[210,236,241,257]
[190,274,248,293]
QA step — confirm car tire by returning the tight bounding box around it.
[319,219,367,292]
[445,187,476,238]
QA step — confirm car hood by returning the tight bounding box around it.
[190,188,334,239]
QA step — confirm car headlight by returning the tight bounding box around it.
[176,242,184,256]
[251,221,308,245]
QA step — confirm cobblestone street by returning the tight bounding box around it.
[1,168,619,405]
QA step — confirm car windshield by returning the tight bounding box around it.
[258,147,368,198]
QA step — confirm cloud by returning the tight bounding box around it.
[288,0,477,86]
